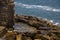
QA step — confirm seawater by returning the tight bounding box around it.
[15,0,60,23]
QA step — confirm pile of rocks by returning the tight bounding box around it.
[15,15,60,29]
[14,14,60,40]
[0,14,60,40]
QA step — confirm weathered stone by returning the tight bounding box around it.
[34,39,41,40]
[16,34,22,40]
[4,31,16,40]
[0,0,14,28]
[0,26,7,38]
[14,15,60,40]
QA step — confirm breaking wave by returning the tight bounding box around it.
[14,2,60,12]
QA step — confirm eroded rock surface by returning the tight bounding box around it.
[0,0,14,28]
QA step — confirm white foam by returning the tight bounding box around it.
[14,2,60,12]
[53,22,59,25]
[49,20,54,23]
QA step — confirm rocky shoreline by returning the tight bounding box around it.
[0,14,60,40]
[15,14,60,28]
[14,14,60,40]
[0,0,60,40]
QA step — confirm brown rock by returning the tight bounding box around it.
[0,26,7,37]
[0,0,14,28]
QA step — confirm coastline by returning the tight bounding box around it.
[14,14,60,27]
[0,14,60,40]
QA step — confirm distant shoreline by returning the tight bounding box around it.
[14,14,60,28]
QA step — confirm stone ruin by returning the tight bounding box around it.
[0,0,14,28]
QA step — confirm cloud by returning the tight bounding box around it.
[14,2,60,12]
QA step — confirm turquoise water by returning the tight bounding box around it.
[15,0,60,23]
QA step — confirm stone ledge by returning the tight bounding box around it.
[0,26,7,38]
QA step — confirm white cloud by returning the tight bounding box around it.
[14,2,60,12]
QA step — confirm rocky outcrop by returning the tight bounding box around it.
[15,15,60,29]
[0,14,60,40]
[0,26,7,38]
[0,0,60,40]
[0,0,14,28]
[13,14,60,40]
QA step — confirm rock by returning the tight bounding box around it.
[4,31,16,40]
[15,15,60,29]
[16,33,22,40]
[14,14,60,40]
[0,26,7,38]
[0,0,14,28]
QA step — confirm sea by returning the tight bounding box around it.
[14,0,60,23]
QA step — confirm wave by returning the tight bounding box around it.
[37,17,60,25]
[14,2,60,12]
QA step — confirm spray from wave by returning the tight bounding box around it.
[14,2,60,12]
[38,17,60,26]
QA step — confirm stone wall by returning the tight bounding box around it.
[0,0,14,28]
